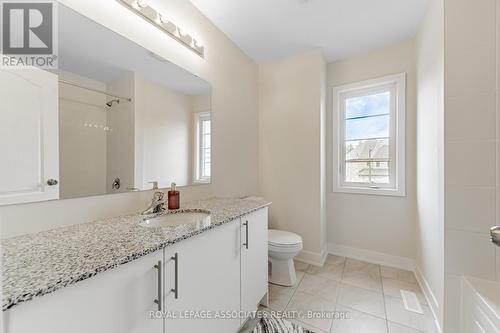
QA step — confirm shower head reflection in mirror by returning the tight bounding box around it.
[106,99,120,108]
[37,3,211,202]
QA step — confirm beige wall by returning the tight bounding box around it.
[259,49,327,264]
[107,75,136,194]
[193,94,211,113]
[0,0,259,238]
[415,0,445,326]
[134,75,194,189]
[58,71,108,199]
[443,0,498,331]
[326,40,417,261]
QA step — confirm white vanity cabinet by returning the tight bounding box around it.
[162,207,269,333]
[163,221,241,333]
[3,251,163,333]
[240,208,269,318]
[3,207,269,333]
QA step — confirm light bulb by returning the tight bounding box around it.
[162,20,177,34]
[136,0,148,8]
[178,29,192,44]
[193,39,204,55]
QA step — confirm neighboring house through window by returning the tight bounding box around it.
[333,73,406,196]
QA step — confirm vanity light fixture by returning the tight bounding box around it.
[119,0,205,58]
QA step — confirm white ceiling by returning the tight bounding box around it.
[58,4,210,96]
[189,0,429,62]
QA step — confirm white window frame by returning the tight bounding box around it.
[194,111,211,183]
[333,73,406,196]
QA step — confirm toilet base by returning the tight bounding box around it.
[269,257,297,287]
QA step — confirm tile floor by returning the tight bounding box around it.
[267,256,437,333]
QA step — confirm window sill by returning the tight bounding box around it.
[194,178,211,184]
[333,185,406,197]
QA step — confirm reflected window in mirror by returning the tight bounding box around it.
[0,3,213,205]
[195,112,211,183]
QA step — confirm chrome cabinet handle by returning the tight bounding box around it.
[154,261,162,311]
[47,179,58,186]
[243,221,249,249]
[491,226,500,247]
[171,253,179,299]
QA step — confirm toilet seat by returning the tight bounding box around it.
[268,229,302,248]
[269,242,302,253]
[268,229,303,287]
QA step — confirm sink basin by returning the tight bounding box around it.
[139,210,211,228]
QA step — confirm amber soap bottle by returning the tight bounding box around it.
[168,182,180,210]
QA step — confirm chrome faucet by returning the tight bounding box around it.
[142,182,167,215]
[142,191,167,215]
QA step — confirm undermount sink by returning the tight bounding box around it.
[139,210,211,228]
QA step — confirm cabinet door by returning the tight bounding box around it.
[0,68,59,205]
[4,251,163,333]
[241,208,268,316]
[164,222,241,333]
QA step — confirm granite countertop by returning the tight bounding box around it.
[2,198,271,311]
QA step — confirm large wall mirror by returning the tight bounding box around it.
[0,4,211,204]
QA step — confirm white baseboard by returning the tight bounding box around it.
[295,247,328,267]
[327,243,415,271]
[414,266,442,333]
[326,242,442,333]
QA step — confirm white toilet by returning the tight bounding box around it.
[268,229,303,286]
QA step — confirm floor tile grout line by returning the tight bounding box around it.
[339,280,383,294]
[292,273,338,333]
[293,281,342,303]
[267,264,306,313]
[335,303,388,321]
[285,269,334,333]
[295,256,345,332]
[379,264,390,333]
[293,256,344,333]
[276,256,429,332]
[382,276,421,290]
[299,257,429,332]
[330,257,346,333]
[387,320,426,333]
[282,265,307,312]
[382,269,432,332]
[381,279,428,307]
[336,256,391,330]
[342,261,385,294]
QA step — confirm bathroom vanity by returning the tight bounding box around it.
[2,198,270,333]
[0,4,270,333]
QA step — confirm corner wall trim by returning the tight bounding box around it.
[295,248,327,267]
[414,266,442,333]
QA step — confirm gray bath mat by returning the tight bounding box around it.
[252,315,315,333]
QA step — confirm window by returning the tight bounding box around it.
[333,73,406,196]
[195,112,211,182]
